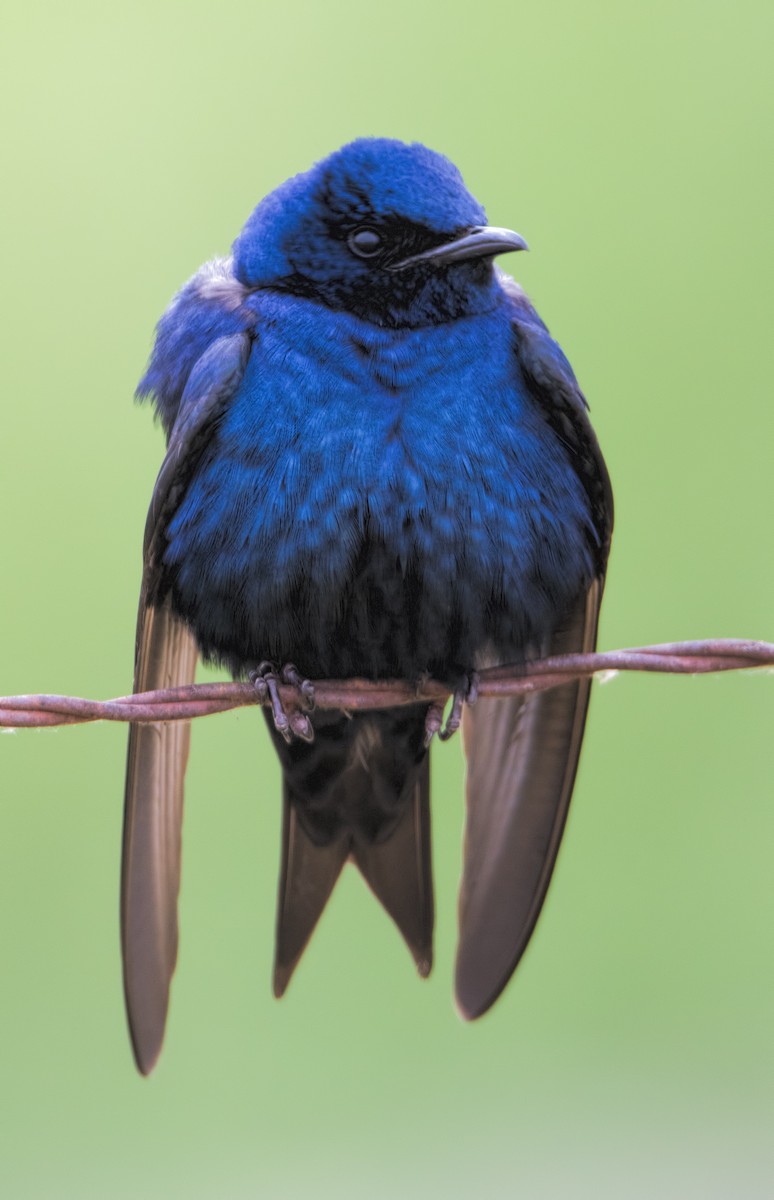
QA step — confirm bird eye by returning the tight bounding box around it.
[347,227,383,258]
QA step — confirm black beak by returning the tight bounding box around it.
[389,225,528,271]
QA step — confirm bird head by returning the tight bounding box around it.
[232,139,526,327]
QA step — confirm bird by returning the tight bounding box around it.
[122,137,613,1075]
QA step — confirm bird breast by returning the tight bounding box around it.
[161,293,597,677]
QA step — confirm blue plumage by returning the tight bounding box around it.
[162,288,598,678]
[122,138,612,1073]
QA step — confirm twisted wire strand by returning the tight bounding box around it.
[1,639,772,729]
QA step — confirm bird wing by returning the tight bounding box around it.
[455,283,614,1019]
[456,580,602,1019]
[122,332,251,1074]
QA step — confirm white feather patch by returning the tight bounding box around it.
[192,256,251,312]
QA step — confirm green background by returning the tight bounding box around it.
[2,1,772,1195]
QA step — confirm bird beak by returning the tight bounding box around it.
[389,226,528,271]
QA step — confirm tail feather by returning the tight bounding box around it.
[270,711,434,996]
[273,784,349,998]
[351,756,433,977]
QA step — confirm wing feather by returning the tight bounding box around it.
[121,602,198,1073]
[455,580,602,1020]
[121,332,251,1073]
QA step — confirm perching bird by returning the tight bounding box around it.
[123,138,613,1074]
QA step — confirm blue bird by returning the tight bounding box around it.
[123,138,613,1074]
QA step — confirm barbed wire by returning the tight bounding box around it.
[1,639,772,730]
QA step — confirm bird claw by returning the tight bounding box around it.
[279,663,316,712]
[423,701,444,748]
[438,674,479,741]
[250,661,315,743]
[424,672,479,745]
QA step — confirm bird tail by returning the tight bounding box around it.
[273,779,350,999]
[271,714,434,997]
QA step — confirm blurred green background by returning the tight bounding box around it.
[2,1,772,1196]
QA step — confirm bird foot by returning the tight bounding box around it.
[423,701,445,748]
[423,672,479,746]
[249,662,315,743]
